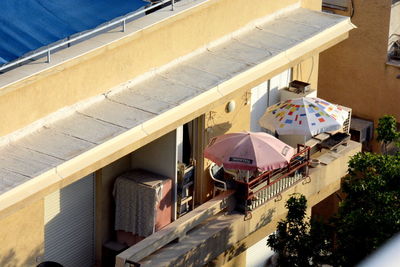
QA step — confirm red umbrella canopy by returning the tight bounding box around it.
[204,132,295,171]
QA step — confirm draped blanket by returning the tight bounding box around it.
[113,170,164,237]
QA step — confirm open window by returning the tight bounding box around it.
[322,0,350,11]
[322,0,352,16]
[388,0,400,65]
[176,121,196,217]
[176,116,205,217]
[389,40,400,61]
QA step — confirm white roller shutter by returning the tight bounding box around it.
[269,69,292,105]
[250,79,270,132]
[44,174,95,267]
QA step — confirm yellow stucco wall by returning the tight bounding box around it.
[205,90,251,142]
[202,88,251,202]
[0,0,300,137]
[293,55,320,89]
[0,199,44,267]
[318,0,400,151]
[301,0,322,11]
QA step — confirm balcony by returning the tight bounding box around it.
[235,145,310,214]
[116,140,361,267]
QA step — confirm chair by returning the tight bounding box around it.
[208,162,227,197]
[224,168,252,183]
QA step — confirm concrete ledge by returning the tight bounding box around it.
[115,190,236,267]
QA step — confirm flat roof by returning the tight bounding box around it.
[0,7,355,214]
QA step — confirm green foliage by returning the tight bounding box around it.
[267,152,400,266]
[376,115,400,154]
[267,194,332,267]
[333,152,400,266]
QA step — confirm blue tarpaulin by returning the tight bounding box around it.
[0,0,148,65]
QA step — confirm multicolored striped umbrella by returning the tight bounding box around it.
[259,97,348,136]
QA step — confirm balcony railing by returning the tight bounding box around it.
[248,171,304,211]
[0,0,176,73]
[235,145,311,213]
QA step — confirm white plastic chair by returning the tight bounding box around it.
[209,162,227,197]
[224,168,252,183]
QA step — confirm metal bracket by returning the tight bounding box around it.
[274,193,282,202]
[302,176,311,185]
[244,211,252,221]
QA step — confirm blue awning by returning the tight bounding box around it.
[0,0,147,65]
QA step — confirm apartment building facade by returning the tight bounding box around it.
[0,0,359,266]
[319,0,400,151]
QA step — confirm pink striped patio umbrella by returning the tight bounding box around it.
[204,132,295,171]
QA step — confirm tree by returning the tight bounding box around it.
[376,115,399,155]
[332,152,400,266]
[267,194,331,267]
[267,150,400,266]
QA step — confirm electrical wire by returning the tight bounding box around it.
[307,56,315,83]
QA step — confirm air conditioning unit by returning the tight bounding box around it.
[349,117,374,144]
[289,80,311,93]
[322,0,349,11]
[338,105,352,134]
[280,87,317,102]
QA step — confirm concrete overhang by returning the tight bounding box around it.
[0,7,355,218]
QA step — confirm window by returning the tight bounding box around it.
[322,0,350,11]
[388,0,400,64]
[388,40,400,61]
